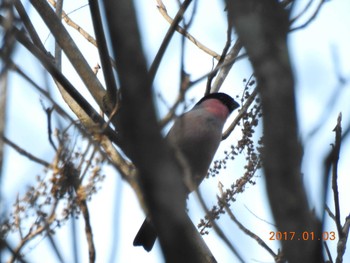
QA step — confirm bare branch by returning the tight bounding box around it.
[206,20,234,94]
[12,61,135,188]
[42,106,58,151]
[44,220,65,263]
[323,114,350,263]
[10,61,75,124]
[47,0,97,46]
[195,188,244,262]
[189,52,247,88]
[289,0,313,24]
[149,0,193,84]
[218,182,279,261]
[14,0,46,52]
[158,91,186,128]
[290,0,328,32]
[226,1,322,262]
[324,241,333,263]
[156,0,221,60]
[336,215,350,263]
[211,40,242,93]
[0,70,7,180]
[331,113,343,237]
[3,136,51,167]
[47,0,117,71]
[222,87,258,140]
[88,0,118,111]
[54,0,63,69]
[325,204,336,222]
[9,199,59,263]
[103,1,215,262]
[77,194,95,263]
[30,0,106,109]
[11,27,120,145]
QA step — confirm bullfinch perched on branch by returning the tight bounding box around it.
[133,92,239,251]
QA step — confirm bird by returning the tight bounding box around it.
[133,92,239,251]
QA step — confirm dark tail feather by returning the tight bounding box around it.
[133,218,157,252]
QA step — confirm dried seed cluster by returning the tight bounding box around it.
[199,78,263,234]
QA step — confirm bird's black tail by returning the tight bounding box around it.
[133,218,157,252]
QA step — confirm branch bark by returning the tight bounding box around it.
[102,1,214,262]
[225,1,322,262]
[30,0,106,109]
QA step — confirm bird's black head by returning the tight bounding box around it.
[196,92,239,113]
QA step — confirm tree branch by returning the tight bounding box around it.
[331,113,343,237]
[218,183,279,261]
[102,1,215,262]
[3,136,51,167]
[156,0,221,60]
[149,0,192,84]
[11,26,120,145]
[29,0,106,109]
[290,0,328,32]
[226,1,322,262]
[88,0,118,110]
[0,70,7,182]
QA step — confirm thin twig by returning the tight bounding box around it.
[44,220,65,263]
[4,240,28,263]
[30,0,106,107]
[0,67,7,182]
[189,52,247,88]
[178,0,197,97]
[54,0,63,70]
[158,90,187,128]
[11,60,123,173]
[44,106,58,151]
[47,0,97,46]
[11,26,120,144]
[9,199,59,263]
[289,0,313,25]
[60,146,96,263]
[12,60,130,180]
[331,113,343,237]
[15,194,24,239]
[149,0,192,84]
[206,19,233,94]
[244,205,276,227]
[47,0,117,70]
[14,0,46,52]
[156,0,221,60]
[324,241,333,263]
[218,182,279,261]
[325,204,336,222]
[336,214,350,263]
[195,188,245,263]
[290,0,327,32]
[222,87,258,140]
[3,136,51,167]
[211,40,242,93]
[15,61,133,180]
[11,59,133,182]
[11,61,74,124]
[78,197,95,263]
[79,147,97,183]
[89,0,118,110]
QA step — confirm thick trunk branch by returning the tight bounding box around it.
[102,1,214,262]
[226,1,322,262]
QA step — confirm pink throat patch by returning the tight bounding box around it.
[201,99,230,120]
